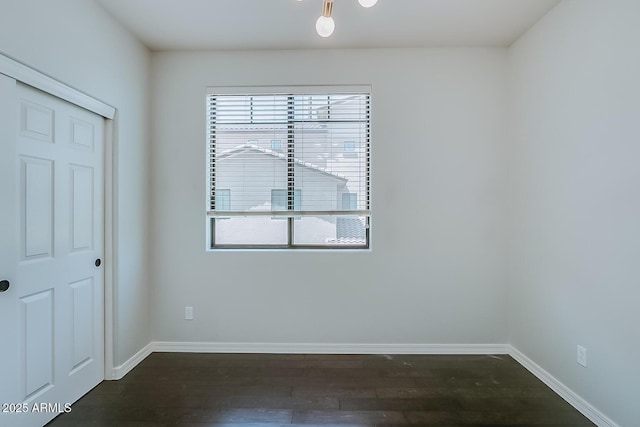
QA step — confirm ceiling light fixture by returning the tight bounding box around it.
[300,0,379,38]
[316,0,335,37]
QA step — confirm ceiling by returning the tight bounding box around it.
[95,0,561,51]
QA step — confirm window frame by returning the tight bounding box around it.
[206,86,371,250]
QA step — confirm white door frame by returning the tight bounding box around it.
[0,52,118,380]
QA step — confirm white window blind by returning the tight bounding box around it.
[207,87,371,249]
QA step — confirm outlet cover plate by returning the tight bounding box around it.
[185,306,194,320]
[577,345,587,367]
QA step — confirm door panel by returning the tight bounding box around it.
[70,118,95,151]
[70,165,95,252]
[21,289,55,400]
[0,75,105,427]
[20,156,54,260]
[70,278,94,372]
[19,99,54,143]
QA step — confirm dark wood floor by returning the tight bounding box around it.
[47,353,595,426]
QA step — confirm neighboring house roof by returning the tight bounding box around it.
[217,144,348,182]
[336,217,366,242]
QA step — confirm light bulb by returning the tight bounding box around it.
[316,15,335,37]
[358,0,378,7]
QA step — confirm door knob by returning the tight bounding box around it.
[0,280,9,292]
[95,259,102,267]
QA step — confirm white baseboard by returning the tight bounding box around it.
[508,345,619,427]
[152,341,510,355]
[109,341,616,427]
[109,342,153,380]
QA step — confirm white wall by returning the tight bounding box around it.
[509,1,640,425]
[0,0,151,367]
[150,49,509,345]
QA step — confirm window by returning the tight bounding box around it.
[343,141,358,158]
[216,189,231,211]
[271,139,282,151]
[207,86,371,249]
[344,141,356,152]
[342,193,357,210]
[272,189,301,211]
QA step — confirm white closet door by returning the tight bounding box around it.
[0,76,104,427]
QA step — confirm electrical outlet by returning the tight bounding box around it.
[185,306,194,320]
[577,345,587,367]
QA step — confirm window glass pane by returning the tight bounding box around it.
[214,217,288,245]
[293,216,368,246]
[293,121,367,211]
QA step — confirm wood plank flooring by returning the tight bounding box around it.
[46,353,595,426]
